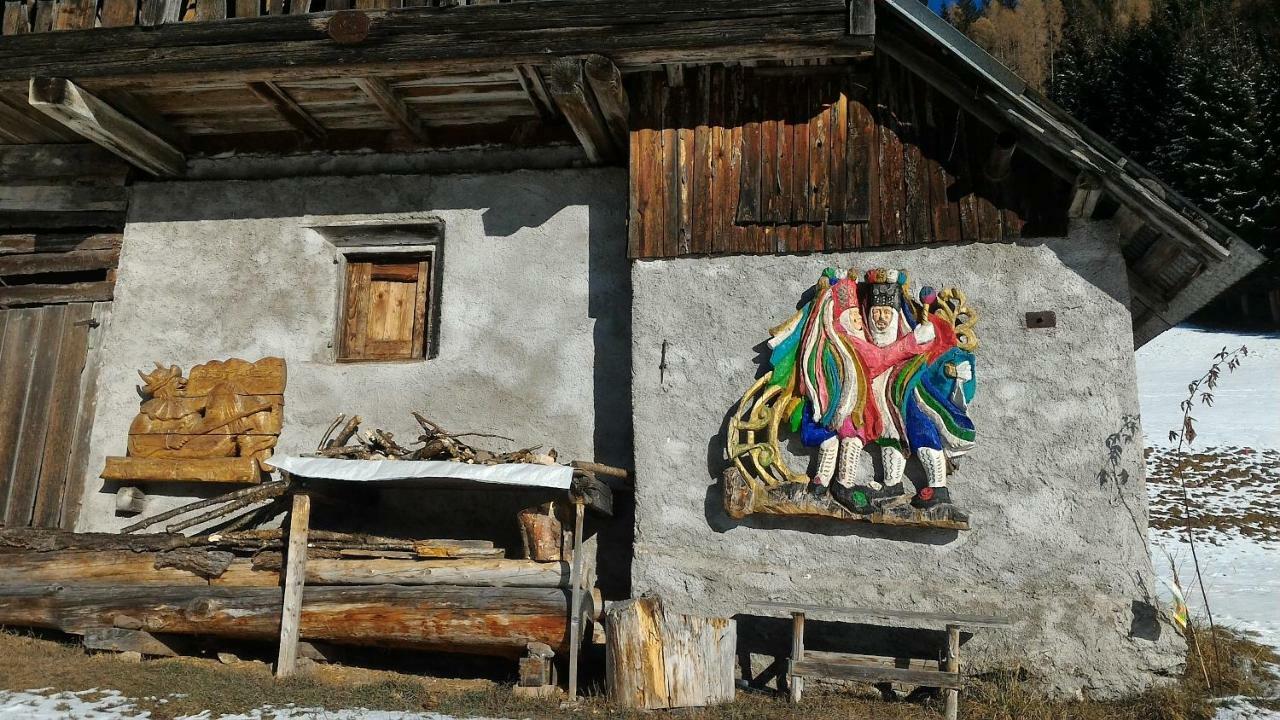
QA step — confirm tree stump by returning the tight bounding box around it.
[605,596,736,710]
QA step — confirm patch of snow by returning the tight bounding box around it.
[1215,696,1280,719]
[0,689,510,720]
[1137,326,1279,450]
[1138,327,1280,653]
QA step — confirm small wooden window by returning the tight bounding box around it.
[339,256,432,361]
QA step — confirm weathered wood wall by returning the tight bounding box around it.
[628,56,1071,259]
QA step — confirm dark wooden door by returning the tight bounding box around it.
[0,301,107,529]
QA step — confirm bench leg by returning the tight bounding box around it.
[944,624,960,720]
[789,612,805,703]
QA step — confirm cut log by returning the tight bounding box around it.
[605,597,736,709]
[0,549,575,589]
[0,583,575,657]
[153,548,236,579]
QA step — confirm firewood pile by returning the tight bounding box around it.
[310,412,559,465]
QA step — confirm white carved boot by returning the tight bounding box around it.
[828,437,875,512]
[875,445,911,508]
[812,436,839,494]
[913,447,953,508]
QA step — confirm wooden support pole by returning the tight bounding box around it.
[567,499,585,700]
[247,81,326,142]
[28,78,185,177]
[545,57,620,165]
[276,492,310,678]
[353,77,429,144]
[944,623,960,720]
[790,612,805,703]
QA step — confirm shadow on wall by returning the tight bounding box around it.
[121,170,635,597]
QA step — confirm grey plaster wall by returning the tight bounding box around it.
[630,223,1184,697]
[77,168,630,538]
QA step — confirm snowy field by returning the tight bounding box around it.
[1138,326,1280,720]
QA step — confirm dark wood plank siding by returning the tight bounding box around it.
[0,302,97,528]
[627,55,1071,259]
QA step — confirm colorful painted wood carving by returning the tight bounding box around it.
[101,358,286,484]
[724,269,977,529]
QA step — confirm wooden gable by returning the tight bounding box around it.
[627,55,1072,259]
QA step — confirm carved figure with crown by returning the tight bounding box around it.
[724,268,977,528]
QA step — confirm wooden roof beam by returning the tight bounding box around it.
[28,77,185,177]
[246,80,326,142]
[0,0,870,89]
[353,77,428,145]
[513,65,557,121]
[545,56,623,165]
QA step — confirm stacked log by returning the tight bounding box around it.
[0,528,595,659]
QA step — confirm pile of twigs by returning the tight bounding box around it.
[309,412,558,465]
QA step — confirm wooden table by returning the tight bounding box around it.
[745,601,1013,720]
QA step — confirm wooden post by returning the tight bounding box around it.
[567,499,585,700]
[275,492,310,678]
[789,612,805,703]
[944,623,960,720]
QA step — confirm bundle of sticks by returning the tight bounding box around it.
[310,412,558,466]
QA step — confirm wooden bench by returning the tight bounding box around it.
[745,601,1013,720]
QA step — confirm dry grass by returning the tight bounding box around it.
[0,624,1275,719]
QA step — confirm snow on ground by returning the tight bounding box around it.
[0,688,503,720]
[1138,326,1280,719]
[1137,326,1279,450]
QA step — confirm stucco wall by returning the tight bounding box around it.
[77,168,630,539]
[629,223,1184,697]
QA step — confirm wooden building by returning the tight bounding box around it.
[0,0,1263,697]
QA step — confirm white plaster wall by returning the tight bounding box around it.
[629,223,1185,697]
[77,168,629,532]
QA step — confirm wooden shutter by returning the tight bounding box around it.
[340,258,429,361]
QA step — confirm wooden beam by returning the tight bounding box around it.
[353,77,428,144]
[276,492,309,678]
[513,65,557,121]
[0,94,70,144]
[97,89,191,152]
[790,658,963,690]
[0,186,125,213]
[246,80,326,142]
[582,54,628,155]
[0,281,113,307]
[0,0,867,88]
[545,57,619,165]
[0,583,577,657]
[1069,172,1103,219]
[28,78,185,177]
[848,0,874,35]
[0,144,129,182]
[944,624,960,720]
[0,248,119,275]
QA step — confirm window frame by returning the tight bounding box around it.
[321,222,444,364]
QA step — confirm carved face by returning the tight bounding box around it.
[838,307,866,338]
[868,306,899,347]
[869,306,896,332]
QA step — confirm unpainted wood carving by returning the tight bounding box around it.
[102,358,285,483]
